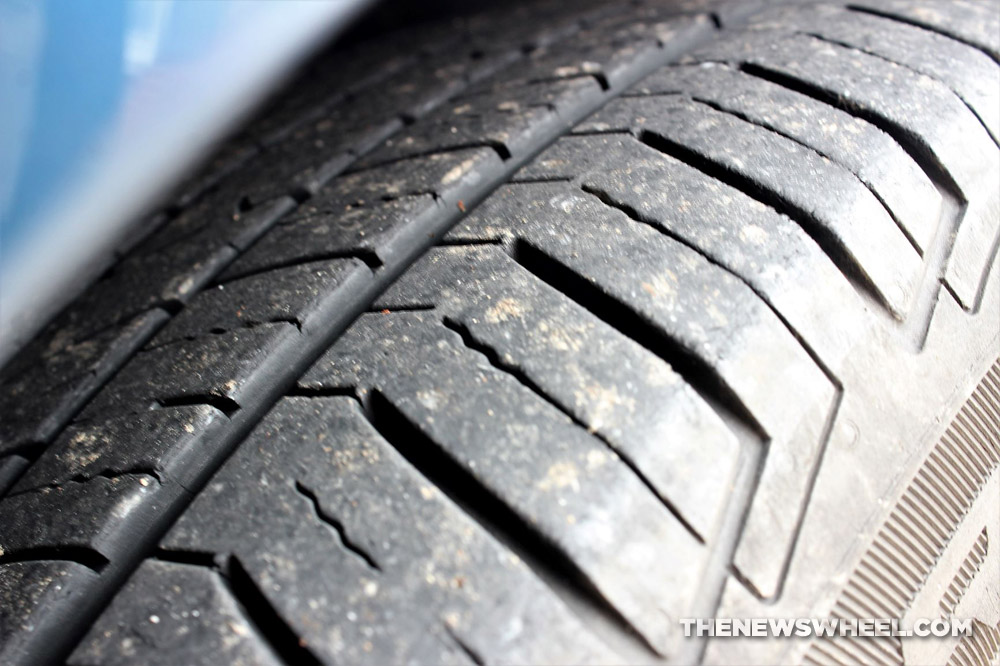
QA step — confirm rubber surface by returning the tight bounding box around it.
[1,1,998,664]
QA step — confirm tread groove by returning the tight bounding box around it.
[443,625,487,666]
[215,250,382,286]
[153,395,240,418]
[737,61,965,201]
[222,555,323,666]
[441,316,704,543]
[845,4,1000,65]
[359,389,658,657]
[634,128,895,313]
[801,31,999,149]
[508,236,767,440]
[0,547,110,573]
[687,95,925,254]
[8,469,163,498]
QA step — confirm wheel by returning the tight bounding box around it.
[1,1,998,664]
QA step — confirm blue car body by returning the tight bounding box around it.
[0,0,369,363]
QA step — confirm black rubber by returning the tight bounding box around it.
[1,1,998,664]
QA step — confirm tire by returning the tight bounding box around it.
[1,1,998,664]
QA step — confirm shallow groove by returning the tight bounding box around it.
[348,142,514,174]
[143,318,304,353]
[688,95,925,255]
[293,480,381,571]
[285,385,359,399]
[7,469,163,499]
[441,316,704,543]
[635,128,895,314]
[223,555,323,666]
[845,4,1000,65]
[215,249,383,286]
[359,389,658,656]
[802,31,999,149]
[0,546,110,574]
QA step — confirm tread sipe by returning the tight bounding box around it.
[1,1,998,664]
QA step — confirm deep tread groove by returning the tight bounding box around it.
[801,31,999,149]
[845,4,1000,65]
[737,61,966,201]
[223,555,323,666]
[509,237,767,439]
[152,548,220,569]
[359,389,657,656]
[293,480,381,571]
[154,394,240,418]
[442,316,704,542]
[577,183,850,604]
[635,128,895,313]
[687,95,925,255]
[0,547,110,574]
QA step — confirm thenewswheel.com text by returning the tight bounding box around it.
[679,618,973,638]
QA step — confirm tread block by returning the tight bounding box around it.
[0,562,98,659]
[11,406,227,495]
[69,560,282,666]
[691,31,999,199]
[225,146,502,279]
[632,63,942,252]
[303,315,706,655]
[377,245,741,539]
[691,30,1000,310]
[578,162,863,364]
[220,196,434,281]
[137,181,295,257]
[748,4,1000,143]
[445,184,836,598]
[152,259,366,347]
[0,309,169,455]
[355,77,603,168]
[946,192,1000,309]
[154,397,616,664]
[850,0,1000,62]
[83,323,297,418]
[578,95,922,316]
[0,473,161,559]
[563,10,714,90]
[508,133,667,184]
